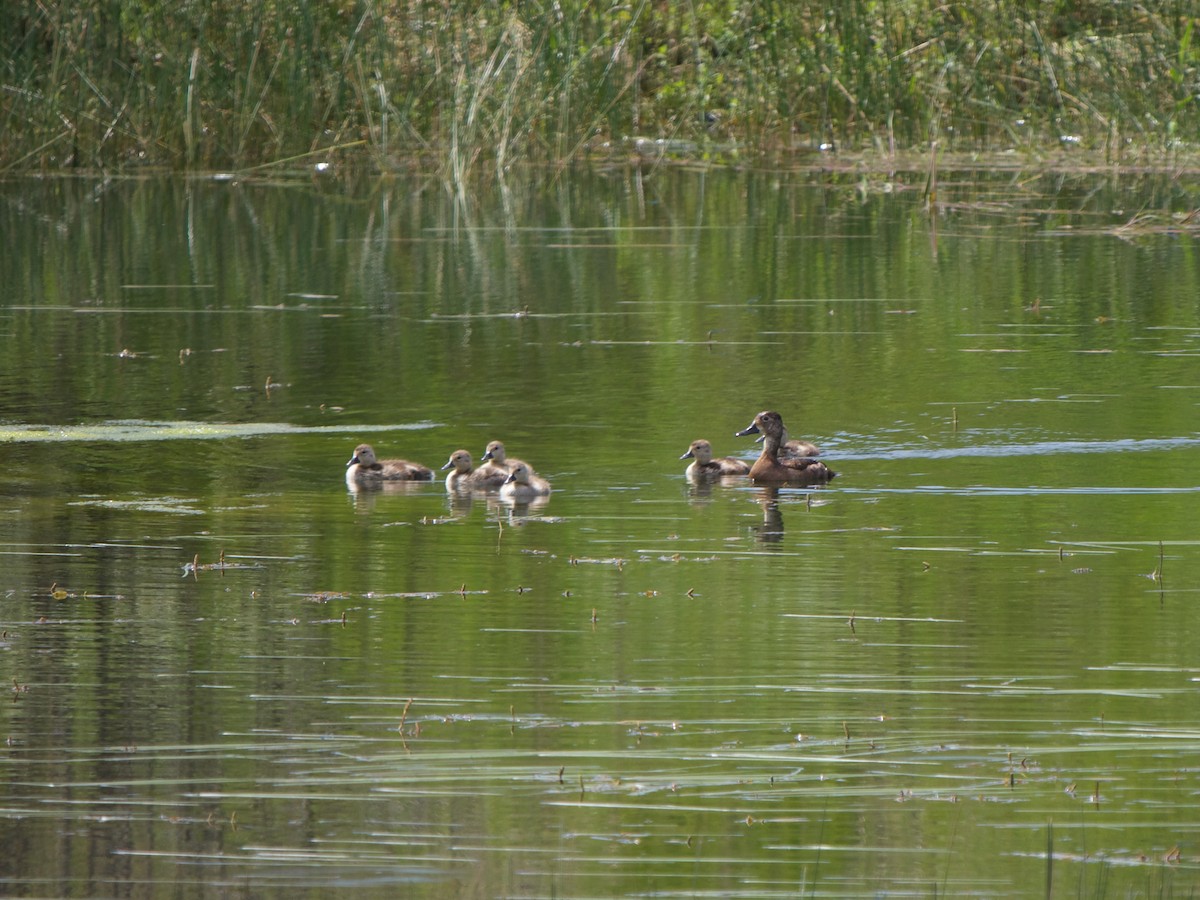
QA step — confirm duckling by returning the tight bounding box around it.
[441,449,507,490]
[479,440,532,481]
[500,461,551,500]
[680,439,750,479]
[346,443,434,483]
[441,449,477,490]
[741,420,821,458]
[776,424,822,459]
[735,411,836,485]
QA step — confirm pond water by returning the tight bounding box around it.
[1,165,1199,897]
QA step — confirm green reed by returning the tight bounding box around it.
[1,0,1196,174]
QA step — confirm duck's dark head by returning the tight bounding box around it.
[736,410,784,441]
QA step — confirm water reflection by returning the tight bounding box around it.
[754,486,785,544]
[495,492,551,522]
[345,480,439,523]
[444,488,482,519]
[345,479,433,496]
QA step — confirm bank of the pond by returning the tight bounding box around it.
[2,1,1197,175]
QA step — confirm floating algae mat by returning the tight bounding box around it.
[0,420,439,443]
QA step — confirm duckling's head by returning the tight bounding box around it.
[681,439,714,464]
[442,449,473,473]
[503,461,531,485]
[348,444,377,467]
[482,441,506,464]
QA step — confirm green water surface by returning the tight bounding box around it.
[1,167,1199,897]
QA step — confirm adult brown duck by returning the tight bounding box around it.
[740,417,821,458]
[735,411,836,485]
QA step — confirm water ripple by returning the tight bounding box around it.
[830,434,1200,461]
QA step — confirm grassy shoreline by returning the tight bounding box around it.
[2,1,1197,175]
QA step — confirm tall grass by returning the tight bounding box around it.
[1,0,1197,174]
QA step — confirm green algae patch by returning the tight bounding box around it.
[0,420,439,443]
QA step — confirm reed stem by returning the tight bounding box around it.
[3,1,1196,171]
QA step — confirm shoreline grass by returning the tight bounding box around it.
[2,1,1197,176]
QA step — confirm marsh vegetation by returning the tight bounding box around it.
[3,1,1198,174]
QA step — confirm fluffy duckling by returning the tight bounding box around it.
[680,439,750,479]
[735,411,836,485]
[741,420,821,458]
[346,443,434,483]
[479,440,531,480]
[441,449,476,490]
[776,424,822,459]
[441,449,508,490]
[500,461,551,500]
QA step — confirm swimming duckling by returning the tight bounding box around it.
[479,440,531,481]
[680,439,750,479]
[776,424,822,459]
[741,420,821,458]
[735,411,836,485]
[441,449,508,490]
[442,449,476,490]
[500,461,551,500]
[346,443,434,483]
